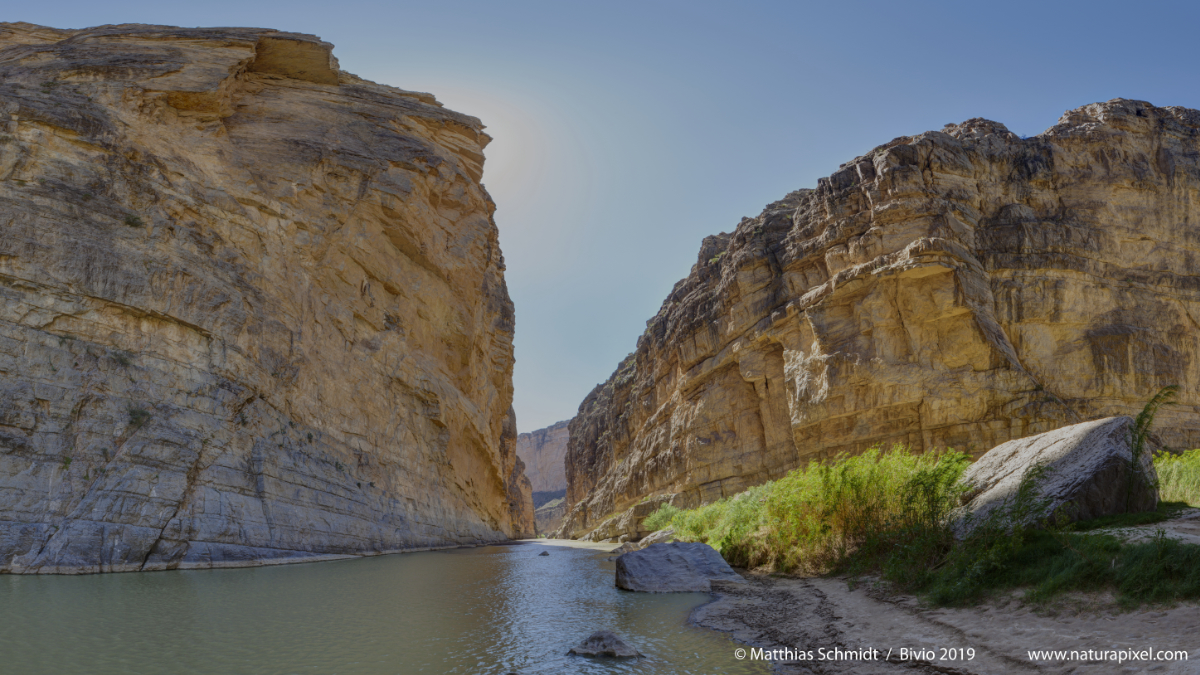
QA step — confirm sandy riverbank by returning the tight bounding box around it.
[691,574,1200,674]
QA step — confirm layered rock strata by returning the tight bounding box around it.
[558,99,1200,541]
[515,418,569,493]
[534,496,565,534]
[0,22,532,572]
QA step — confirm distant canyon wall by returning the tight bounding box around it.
[0,22,532,573]
[516,419,570,493]
[558,99,1200,541]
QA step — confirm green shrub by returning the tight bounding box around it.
[659,445,970,575]
[1156,449,1200,506]
[643,503,680,531]
[124,214,144,228]
[128,406,151,428]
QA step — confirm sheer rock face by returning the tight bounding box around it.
[558,99,1200,541]
[515,419,569,493]
[0,23,531,572]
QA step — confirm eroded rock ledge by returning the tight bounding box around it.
[558,99,1200,541]
[0,22,533,573]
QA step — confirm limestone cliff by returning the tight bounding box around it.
[516,418,569,493]
[558,99,1200,541]
[0,22,532,572]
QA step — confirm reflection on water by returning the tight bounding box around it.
[0,543,769,674]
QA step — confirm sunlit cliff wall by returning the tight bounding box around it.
[558,100,1200,541]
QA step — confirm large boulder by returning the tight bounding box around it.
[959,416,1158,529]
[615,542,745,592]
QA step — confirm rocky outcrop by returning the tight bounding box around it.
[0,23,532,572]
[959,416,1157,529]
[534,496,565,534]
[615,542,745,592]
[516,418,569,493]
[502,409,536,539]
[558,99,1200,540]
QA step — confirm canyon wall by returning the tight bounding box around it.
[558,99,1200,541]
[0,22,532,573]
[516,419,569,493]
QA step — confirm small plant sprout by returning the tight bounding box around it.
[128,406,151,428]
[124,214,145,227]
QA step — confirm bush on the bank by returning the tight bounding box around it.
[1155,449,1200,506]
[647,446,971,575]
[645,417,1200,607]
[642,503,680,531]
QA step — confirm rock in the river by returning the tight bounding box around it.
[0,23,533,573]
[959,416,1157,529]
[538,550,550,556]
[615,542,745,592]
[556,99,1200,541]
[567,631,641,658]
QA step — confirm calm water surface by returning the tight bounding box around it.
[0,543,769,674]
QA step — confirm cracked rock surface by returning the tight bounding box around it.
[0,22,533,573]
[559,99,1200,541]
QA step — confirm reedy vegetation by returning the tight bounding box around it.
[644,388,1200,606]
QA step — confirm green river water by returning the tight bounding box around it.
[0,542,771,674]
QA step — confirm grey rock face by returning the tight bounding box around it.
[615,542,745,592]
[567,631,641,658]
[959,416,1157,529]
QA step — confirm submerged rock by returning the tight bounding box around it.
[959,416,1157,530]
[567,631,641,658]
[615,542,745,592]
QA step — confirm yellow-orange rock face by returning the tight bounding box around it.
[558,100,1200,541]
[0,23,531,572]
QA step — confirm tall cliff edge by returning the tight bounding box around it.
[558,99,1200,541]
[0,22,532,573]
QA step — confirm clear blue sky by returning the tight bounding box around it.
[14,1,1200,431]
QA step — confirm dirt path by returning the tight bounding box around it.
[691,575,1200,674]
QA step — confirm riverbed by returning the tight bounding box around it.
[0,541,769,674]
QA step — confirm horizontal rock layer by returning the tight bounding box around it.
[0,22,530,572]
[559,99,1200,540]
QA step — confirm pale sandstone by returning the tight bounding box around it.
[558,100,1200,541]
[534,496,565,534]
[959,416,1157,530]
[0,22,532,573]
[516,418,569,493]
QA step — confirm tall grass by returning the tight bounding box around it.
[656,446,970,576]
[645,437,1200,607]
[1156,449,1200,506]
